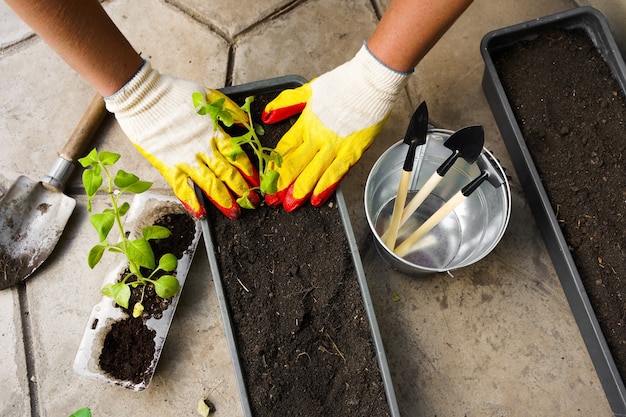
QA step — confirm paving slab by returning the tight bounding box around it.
[0,0,32,48]
[233,0,379,83]
[168,0,293,39]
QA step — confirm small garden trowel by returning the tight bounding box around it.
[383,101,429,249]
[398,124,484,227]
[0,93,107,290]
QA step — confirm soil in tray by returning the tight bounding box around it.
[493,28,626,378]
[206,92,391,416]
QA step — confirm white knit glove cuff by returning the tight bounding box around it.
[310,42,412,136]
[104,61,217,167]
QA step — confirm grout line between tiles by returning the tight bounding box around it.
[18,283,40,417]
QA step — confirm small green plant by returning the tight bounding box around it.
[79,149,180,318]
[192,91,282,208]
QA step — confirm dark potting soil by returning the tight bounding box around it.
[206,92,391,416]
[99,317,156,384]
[123,212,197,319]
[99,211,196,382]
[494,28,626,379]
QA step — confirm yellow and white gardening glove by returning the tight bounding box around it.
[104,61,259,219]
[262,43,411,211]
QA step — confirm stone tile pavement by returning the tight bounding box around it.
[0,0,617,415]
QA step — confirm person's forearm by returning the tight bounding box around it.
[368,0,473,72]
[5,0,143,96]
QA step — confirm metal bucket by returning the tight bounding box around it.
[365,129,511,276]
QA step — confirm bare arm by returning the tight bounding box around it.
[4,0,143,96]
[367,0,474,72]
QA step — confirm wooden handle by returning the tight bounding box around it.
[383,170,411,250]
[399,172,443,227]
[59,93,108,162]
[394,190,467,258]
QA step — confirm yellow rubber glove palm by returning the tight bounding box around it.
[105,61,259,219]
[262,44,411,211]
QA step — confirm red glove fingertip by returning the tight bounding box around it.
[262,102,306,124]
[180,200,207,219]
[241,167,260,188]
[310,181,341,207]
[265,189,287,207]
[201,193,241,219]
[283,183,310,212]
[246,189,261,208]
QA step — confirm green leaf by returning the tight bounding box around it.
[125,237,155,269]
[254,123,265,136]
[236,194,256,210]
[124,180,152,194]
[132,302,144,318]
[142,225,171,240]
[98,151,120,166]
[87,244,106,268]
[226,141,244,161]
[90,212,115,242]
[153,275,180,299]
[192,91,206,110]
[260,169,280,195]
[158,253,178,272]
[118,201,131,217]
[78,149,99,168]
[207,98,225,119]
[272,152,283,168]
[241,96,254,113]
[217,108,234,127]
[82,169,103,198]
[101,282,131,308]
[69,407,92,417]
[113,169,139,188]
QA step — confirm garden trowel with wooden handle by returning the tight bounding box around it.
[0,93,107,290]
[398,125,484,227]
[383,101,429,249]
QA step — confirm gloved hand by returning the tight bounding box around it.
[104,61,259,219]
[262,43,411,211]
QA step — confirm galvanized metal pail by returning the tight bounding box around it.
[365,129,511,276]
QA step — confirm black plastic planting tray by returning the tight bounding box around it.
[197,76,400,417]
[481,7,626,415]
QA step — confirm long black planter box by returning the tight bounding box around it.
[481,7,626,415]
[197,76,400,417]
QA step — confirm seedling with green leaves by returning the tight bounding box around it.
[192,91,281,208]
[79,149,180,318]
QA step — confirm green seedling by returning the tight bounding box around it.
[79,149,179,317]
[192,92,282,208]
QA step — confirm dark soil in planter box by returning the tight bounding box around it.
[493,27,626,379]
[99,211,196,382]
[206,93,391,416]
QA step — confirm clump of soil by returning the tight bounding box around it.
[494,28,626,378]
[99,317,156,384]
[206,92,391,416]
[99,211,196,382]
